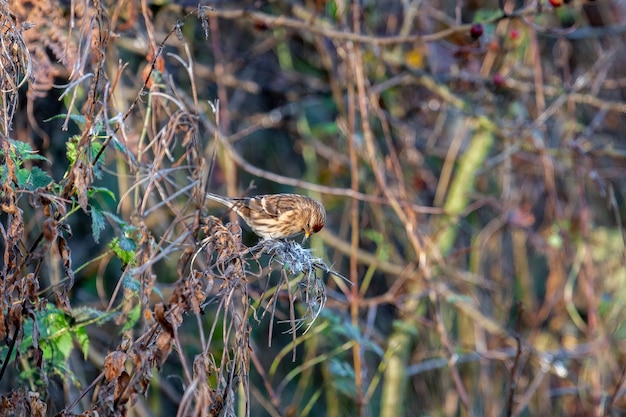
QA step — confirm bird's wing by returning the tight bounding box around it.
[258,194,298,217]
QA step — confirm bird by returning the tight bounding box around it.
[204,192,326,240]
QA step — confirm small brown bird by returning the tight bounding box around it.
[205,192,326,240]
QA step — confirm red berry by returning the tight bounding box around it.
[253,20,269,31]
[493,74,506,87]
[549,0,563,7]
[509,28,520,40]
[470,23,484,39]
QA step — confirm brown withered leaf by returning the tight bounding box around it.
[154,302,173,335]
[58,235,74,290]
[113,370,131,405]
[154,331,172,369]
[1,201,19,215]
[104,351,128,382]
[27,391,47,417]
[143,307,154,323]
[39,194,51,218]
[130,347,144,373]
[137,377,151,399]
[8,302,23,329]
[168,305,184,329]
[139,272,156,309]
[41,218,57,242]
[9,0,80,98]
[0,396,12,414]
[6,206,24,270]
[53,286,72,314]
[72,161,90,212]
[209,393,225,417]
[24,272,39,301]
[0,389,47,417]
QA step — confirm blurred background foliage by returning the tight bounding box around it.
[1,0,626,416]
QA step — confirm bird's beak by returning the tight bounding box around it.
[304,228,311,239]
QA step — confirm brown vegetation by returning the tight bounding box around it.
[1,0,626,416]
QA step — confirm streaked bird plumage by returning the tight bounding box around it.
[205,193,326,240]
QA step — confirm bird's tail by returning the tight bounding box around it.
[204,192,233,207]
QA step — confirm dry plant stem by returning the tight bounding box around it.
[433,120,467,207]
[578,195,602,415]
[208,12,229,136]
[342,7,433,417]
[249,384,282,417]
[384,116,494,415]
[396,67,626,119]
[275,340,356,396]
[353,2,426,249]
[479,9,511,77]
[202,5,537,46]
[605,365,626,416]
[511,363,550,417]
[347,2,365,413]
[206,117,441,213]
[172,318,193,384]
[349,19,429,417]
[91,14,188,167]
[505,79,626,115]
[528,22,546,114]
[249,344,282,411]
[437,119,494,253]
[269,323,325,381]
[286,270,298,361]
[434,296,474,415]
[63,372,105,414]
[292,335,322,411]
[141,0,158,66]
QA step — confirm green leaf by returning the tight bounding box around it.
[473,8,503,21]
[74,326,90,359]
[45,113,87,127]
[89,186,116,202]
[91,207,106,243]
[103,211,127,227]
[66,135,104,166]
[122,303,141,332]
[43,311,74,361]
[328,359,357,396]
[123,276,141,292]
[92,139,104,165]
[3,139,49,162]
[0,141,52,190]
[11,306,99,387]
[110,237,136,265]
[152,285,164,300]
[16,166,53,190]
[66,136,80,165]
[111,136,138,165]
[119,233,138,252]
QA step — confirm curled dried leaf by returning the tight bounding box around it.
[104,351,128,382]
[154,331,172,368]
[113,370,131,404]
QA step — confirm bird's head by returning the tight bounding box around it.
[304,201,326,239]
